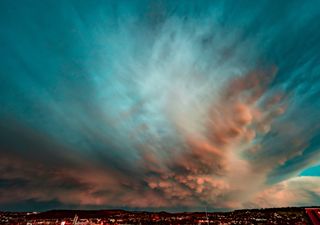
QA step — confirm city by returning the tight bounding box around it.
[1,207,319,225]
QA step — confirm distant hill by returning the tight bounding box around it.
[22,206,319,219]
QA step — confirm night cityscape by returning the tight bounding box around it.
[1,208,320,225]
[1,0,320,224]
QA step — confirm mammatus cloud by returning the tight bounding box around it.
[0,0,320,211]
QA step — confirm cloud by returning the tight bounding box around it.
[250,176,320,208]
[0,0,320,211]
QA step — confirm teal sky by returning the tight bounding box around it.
[300,164,320,176]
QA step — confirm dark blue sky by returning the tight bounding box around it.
[0,0,320,211]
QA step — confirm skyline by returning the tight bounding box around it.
[0,0,320,212]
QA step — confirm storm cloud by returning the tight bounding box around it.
[0,0,320,211]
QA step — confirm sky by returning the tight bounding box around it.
[0,0,320,212]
